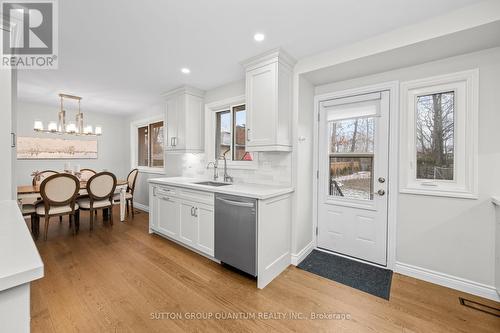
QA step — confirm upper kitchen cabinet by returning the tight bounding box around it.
[162,86,205,153]
[242,49,296,152]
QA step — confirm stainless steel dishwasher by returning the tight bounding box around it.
[214,194,257,276]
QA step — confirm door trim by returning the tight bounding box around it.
[313,81,399,269]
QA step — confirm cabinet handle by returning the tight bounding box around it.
[190,207,194,216]
[194,207,198,217]
[173,137,177,146]
[158,196,170,201]
[246,129,250,142]
[170,137,176,147]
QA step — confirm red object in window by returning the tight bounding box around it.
[242,152,253,161]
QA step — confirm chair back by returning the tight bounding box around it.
[126,169,138,195]
[33,170,58,186]
[87,172,117,201]
[80,168,96,181]
[40,174,80,211]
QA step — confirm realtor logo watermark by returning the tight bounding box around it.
[1,0,58,69]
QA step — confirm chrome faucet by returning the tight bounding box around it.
[206,160,219,181]
[222,149,233,183]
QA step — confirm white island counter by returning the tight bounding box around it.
[0,200,44,333]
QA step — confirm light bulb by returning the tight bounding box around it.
[33,120,44,131]
[48,121,58,132]
[84,125,93,134]
[66,122,76,133]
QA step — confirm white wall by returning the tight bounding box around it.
[0,69,16,200]
[16,102,130,185]
[313,47,500,290]
[291,76,315,256]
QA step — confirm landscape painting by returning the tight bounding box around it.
[17,137,98,159]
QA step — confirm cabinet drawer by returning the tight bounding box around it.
[178,188,214,205]
[154,185,177,197]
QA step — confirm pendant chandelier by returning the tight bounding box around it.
[33,93,102,136]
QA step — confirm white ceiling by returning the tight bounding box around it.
[17,0,482,114]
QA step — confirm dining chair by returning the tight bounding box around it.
[80,168,96,181]
[35,174,80,240]
[113,168,138,217]
[32,170,58,186]
[77,172,117,231]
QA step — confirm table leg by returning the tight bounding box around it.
[120,187,126,222]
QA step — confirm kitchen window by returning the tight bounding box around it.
[131,117,165,173]
[215,104,253,162]
[206,96,258,170]
[400,70,478,198]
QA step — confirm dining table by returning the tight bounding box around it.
[17,179,129,222]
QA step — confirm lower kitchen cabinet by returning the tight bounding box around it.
[156,196,181,239]
[150,185,214,257]
[194,203,215,256]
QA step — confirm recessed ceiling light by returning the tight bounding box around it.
[254,33,265,42]
[181,67,190,74]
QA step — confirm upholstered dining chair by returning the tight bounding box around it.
[80,168,96,181]
[32,170,58,186]
[77,172,117,230]
[35,174,80,240]
[113,168,138,217]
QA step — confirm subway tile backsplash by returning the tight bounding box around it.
[178,152,292,186]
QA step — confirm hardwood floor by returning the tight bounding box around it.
[30,207,500,333]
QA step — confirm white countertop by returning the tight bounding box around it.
[148,177,294,200]
[0,200,44,292]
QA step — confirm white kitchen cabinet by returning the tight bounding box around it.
[195,202,215,256]
[242,49,295,152]
[179,201,197,247]
[150,186,181,239]
[163,86,205,153]
[149,184,215,257]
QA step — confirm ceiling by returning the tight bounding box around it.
[16,0,482,114]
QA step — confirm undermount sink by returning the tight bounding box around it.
[193,181,231,187]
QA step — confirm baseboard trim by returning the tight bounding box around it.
[395,262,500,302]
[291,241,314,266]
[133,202,149,213]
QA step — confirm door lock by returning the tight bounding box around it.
[378,177,386,183]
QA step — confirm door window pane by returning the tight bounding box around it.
[328,117,375,200]
[149,121,164,167]
[216,110,231,159]
[330,118,374,153]
[329,157,373,200]
[415,91,454,180]
[137,126,148,167]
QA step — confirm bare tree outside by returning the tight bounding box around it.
[416,92,454,180]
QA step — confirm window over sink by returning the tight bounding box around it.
[207,96,258,170]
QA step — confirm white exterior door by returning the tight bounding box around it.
[317,91,390,266]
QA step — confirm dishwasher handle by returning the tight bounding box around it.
[216,197,255,208]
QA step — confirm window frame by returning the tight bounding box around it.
[130,116,165,174]
[399,69,478,199]
[205,95,258,170]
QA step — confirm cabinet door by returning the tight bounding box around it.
[156,195,180,239]
[179,201,197,247]
[195,203,214,256]
[165,97,178,151]
[246,62,277,148]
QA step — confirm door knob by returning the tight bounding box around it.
[376,189,385,196]
[378,177,385,183]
